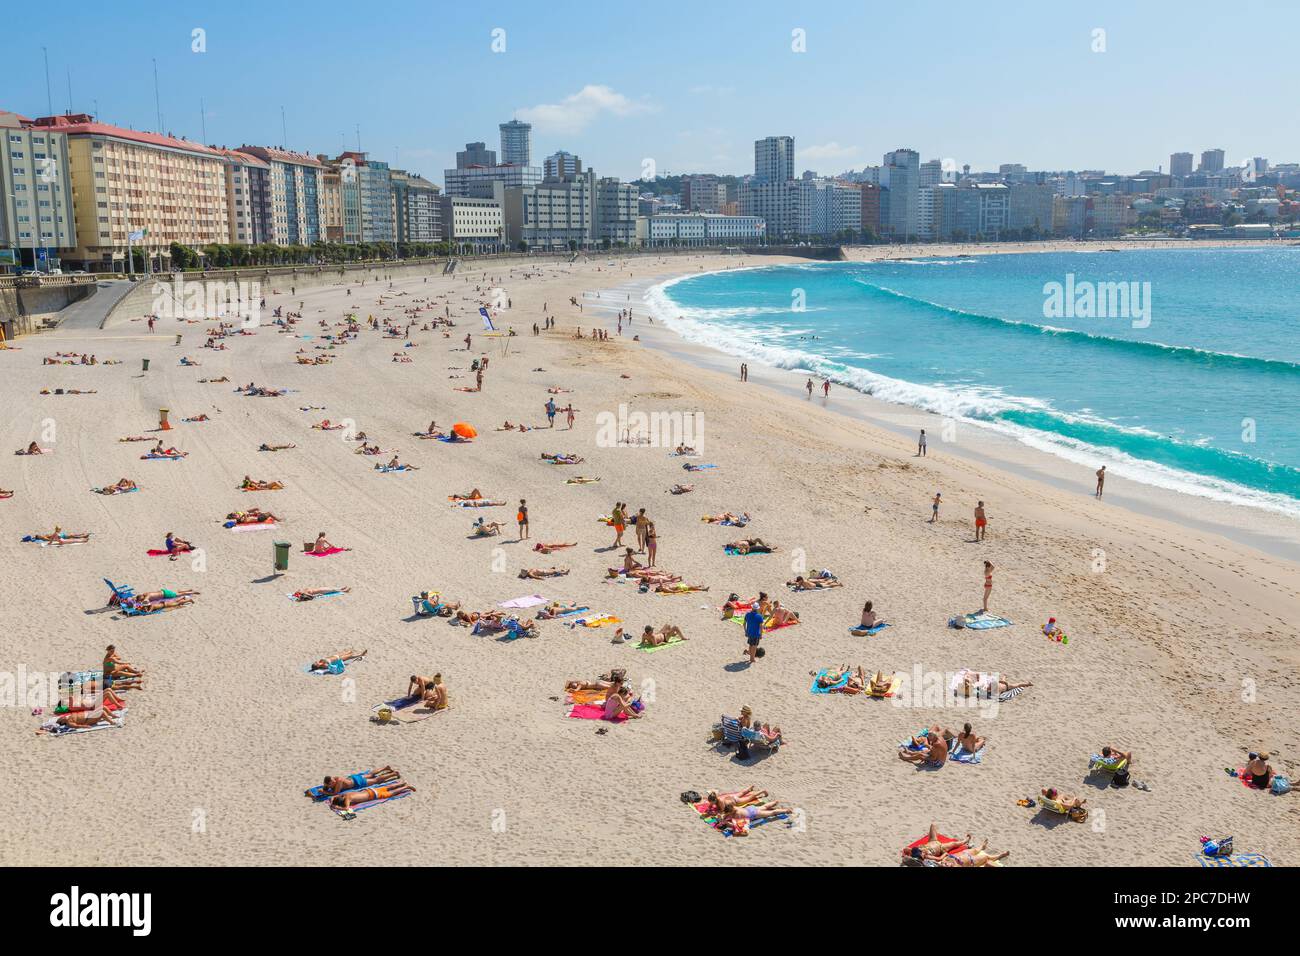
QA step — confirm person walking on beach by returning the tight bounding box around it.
[982,561,994,612]
[611,503,626,548]
[822,379,831,398]
[464,333,472,351]
[974,501,988,541]
[545,398,557,428]
[566,404,575,429]
[148,316,156,333]
[930,492,941,524]
[918,429,927,457]
[744,603,765,664]
[740,363,748,382]
[1095,466,1106,498]
[517,499,529,540]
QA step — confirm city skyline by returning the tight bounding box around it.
[7,1,1297,184]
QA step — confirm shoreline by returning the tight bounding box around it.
[608,246,1300,563]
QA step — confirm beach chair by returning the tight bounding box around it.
[103,578,134,606]
[1038,795,1088,822]
[411,594,445,617]
[716,715,780,755]
[1087,753,1129,778]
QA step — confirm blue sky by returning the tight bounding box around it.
[8,1,1296,183]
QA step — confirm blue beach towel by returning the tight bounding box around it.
[950,742,985,765]
[810,668,850,694]
[950,613,1013,630]
[849,623,890,635]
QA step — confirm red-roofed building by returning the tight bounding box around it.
[25,114,230,271]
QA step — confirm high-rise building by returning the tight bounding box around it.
[216,148,271,245]
[881,148,920,239]
[1,109,77,270]
[1199,148,1225,173]
[754,136,795,183]
[456,141,497,169]
[318,165,344,242]
[1007,182,1054,236]
[1169,152,1194,178]
[39,113,230,271]
[543,151,582,180]
[390,169,442,243]
[919,159,945,187]
[237,145,327,246]
[499,120,532,167]
[738,178,799,239]
[859,183,882,236]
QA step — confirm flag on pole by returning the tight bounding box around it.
[479,307,496,331]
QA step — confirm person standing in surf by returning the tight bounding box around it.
[1095,466,1106,499]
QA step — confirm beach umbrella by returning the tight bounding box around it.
[452,422,477,439]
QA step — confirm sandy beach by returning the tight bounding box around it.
[2,243,1297,866]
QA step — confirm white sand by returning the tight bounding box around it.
[2,246,1297,866]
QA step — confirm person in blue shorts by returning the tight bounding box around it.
[744,605,765,663]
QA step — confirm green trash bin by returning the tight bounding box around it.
[142,358,150,372]
[273,541,290,572]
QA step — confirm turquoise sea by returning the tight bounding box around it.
[647,248,1300,517]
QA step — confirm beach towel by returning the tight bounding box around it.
[901,833,967,864]
[91,486,138,495]
[375,465,414,473]
[370,694,442,724]
[566,614,621,629]
[328,788,413,819]
[304,547,347,557]
[849,623,890,636]
[436,435,470,444]
[1197,853,1272,868]
[37,716,124,736]
[229,522,278,532]
[723,546,773,556]
[949,612,1013,629]
[145,548,193,557]
[540,606,589,619]
[728,613,797,632]
[683,463,717,471]
[691,799,788,838]
[566,688,608,706]
[288,590,345,604]
[637,636,686,653]
[567,702,628,722]
[565,477,601,484]
[141,453,184,460]
[499,594,546,609]
[998,687,1025,702]
[22,535,90,546]
[899,729,931,751]
[949,742,985,765]
[810,668,850,694]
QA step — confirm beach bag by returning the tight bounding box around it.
[1112,767,1130,788]
[1271,775,1291,795]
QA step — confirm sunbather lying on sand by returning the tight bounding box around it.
[471,518,503,537]
[241,476,284,490]
[702,512,750,526]
[259,443,296,451]
[654,582,710,594]
[0,489,12,499]
[226,508,280,525]
[38,711,119,733]
[312,420,344,430]
[149,442,185,457]
[330,780,416,809]
[19,442,46,455]
[377,456,416,471]
[719,801,792,834]
[535,601,582,618]
[322,766,397,795]
[565,669,627,693]
[449,489,484,501]
[94,478,138,495]
[726,538,776,554]
[704,786,769,816]
[520,567,570,579]
[788,573,840,590]
[124,594,194,613]
[673,443,697,456]
[294,587,351,602]
[669,484,694,495]
[310,648,365,669]
[956,672,1033,697]
[638,624,686,646]
[108,588,198,611]
[119,436,151,443]
[541,452,584,464]
[908,824,975,864]
[940,839,1010,867]
[183,414,210,422]
[532,541,576,553]
[31,527,91,543]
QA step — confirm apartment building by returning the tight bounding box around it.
[645,213,765,246]
[441,194,503,251]
[1,109,76,269]
[390,169,441,243]
[236,145,326,246]
[32,113,228,272]
[216,148,271,245]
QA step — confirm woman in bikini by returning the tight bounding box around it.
[638,624,686,646]
[911,824,972,863]
[520,568,570,580]
[982,561,994,612]
[766,602,799,627]
[330,780,416,809]
[310,648,365,670]
[704,786,768,816]
[941,840,1010,867]
[294,587,351,602]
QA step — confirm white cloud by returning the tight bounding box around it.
[797,141,860,163]
[517,85,654,135]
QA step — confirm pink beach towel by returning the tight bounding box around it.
[567,703,627,723]
[305,547,347,557]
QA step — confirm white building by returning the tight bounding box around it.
[444,162,542,199]
[646,213,764,246]
[543,151,582,179]
[440,194,503,251]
